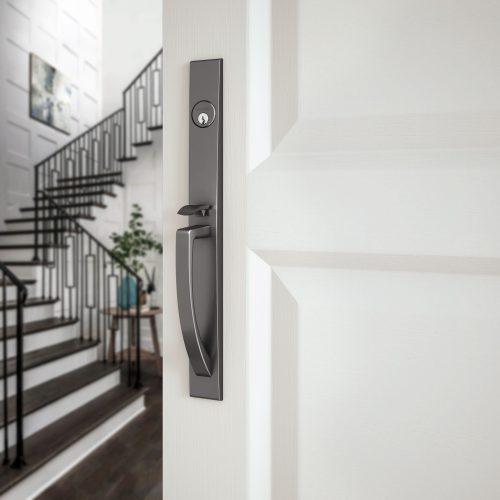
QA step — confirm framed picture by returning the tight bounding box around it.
[30,53,72,135]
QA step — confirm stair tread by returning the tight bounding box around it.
[0,317,77,340]
[20,202,106,212]
[116,156,137,162]
[57,172,122,184]
[0,384,146,494]
[132,140,153,147]
[0,339,99,379]
[0,279,36,287]
[47,181,124,191]
[5,215,95,223]
[0,261,54,267]
[1,361,120,428]
[36,190,117,199]
[0,229,81,236]
[0,244,65,250]
[4,297,58,310]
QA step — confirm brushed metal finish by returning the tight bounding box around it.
[175,59,223,400]
[176,225,212,377]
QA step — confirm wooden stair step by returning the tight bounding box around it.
[5,215,95,224]
[0,384,146,495]
[0,244,66,250]
[0,317,77,340]
[57,172,122,184]
[0,261,54,267]
[0,339,99,379]
[148,125,162,131]
[20,202,106,212]
[116,156,137,162]
[47,180,124,191]
[0,229,81,236]
[131,140,153,147]
[36,190,117,199]
[0,278,36,287]
[1,362,120,428]
[3,297,58,310]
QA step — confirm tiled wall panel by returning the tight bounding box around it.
[0,0,102,222]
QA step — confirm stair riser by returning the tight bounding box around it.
[6,394,145,500]
[0,249,41,261]
[0,345,99,401]
[3,284,37,302]
[0,370,120,452]
[0,305,56,328]
[0,323,78,361]
[0,234,35,245]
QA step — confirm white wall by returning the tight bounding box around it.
[165,1,500,500]
[101,0,163,353]
[102,0,162,115]
[0,0,102,226]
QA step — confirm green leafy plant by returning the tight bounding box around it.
[111,204,162,274]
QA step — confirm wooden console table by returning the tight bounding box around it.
[102,307,162,376]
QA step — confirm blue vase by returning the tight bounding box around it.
[118,276,137,310]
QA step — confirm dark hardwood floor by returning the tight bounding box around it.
[37,355,162,500]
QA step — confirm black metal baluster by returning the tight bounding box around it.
[126,271,131,387]
[12,285,26,469]
[33,167,40,262]
[96,247,101,343]
[80,234,85,341]
[135,279,142,388]
[85,245,95,342]
[102,254,107,363]
[2,272,8,464]
[119,267,124,365]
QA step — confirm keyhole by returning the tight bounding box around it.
[198,113,209,125]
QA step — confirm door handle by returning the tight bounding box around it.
[176,225,213,376]
[176,58,222,400]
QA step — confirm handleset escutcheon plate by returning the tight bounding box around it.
[175,58,223,401]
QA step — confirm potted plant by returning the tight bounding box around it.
[111,204,162,309]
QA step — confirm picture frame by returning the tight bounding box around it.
[29,53,72,135]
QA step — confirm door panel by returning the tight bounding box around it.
[164,0,500,498]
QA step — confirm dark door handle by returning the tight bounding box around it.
[177,204,211,217]
[176,225,213,376]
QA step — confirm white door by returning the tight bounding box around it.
[163,1,500,499]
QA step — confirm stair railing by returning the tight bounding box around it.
[33,49,163,262]
[0,262,28,468]
[123,48,163,157]
[38,193,144,391]
[33,109,127,262]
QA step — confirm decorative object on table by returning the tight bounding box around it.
[144,266,159,309]
[30,53,72,135]
[111,204,162,309]
[117,274,138,310]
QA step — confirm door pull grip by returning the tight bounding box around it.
[176,224,213,377]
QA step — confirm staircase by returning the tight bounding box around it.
[0,49,162,498]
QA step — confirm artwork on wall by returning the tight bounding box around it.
[30,53,72,135]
